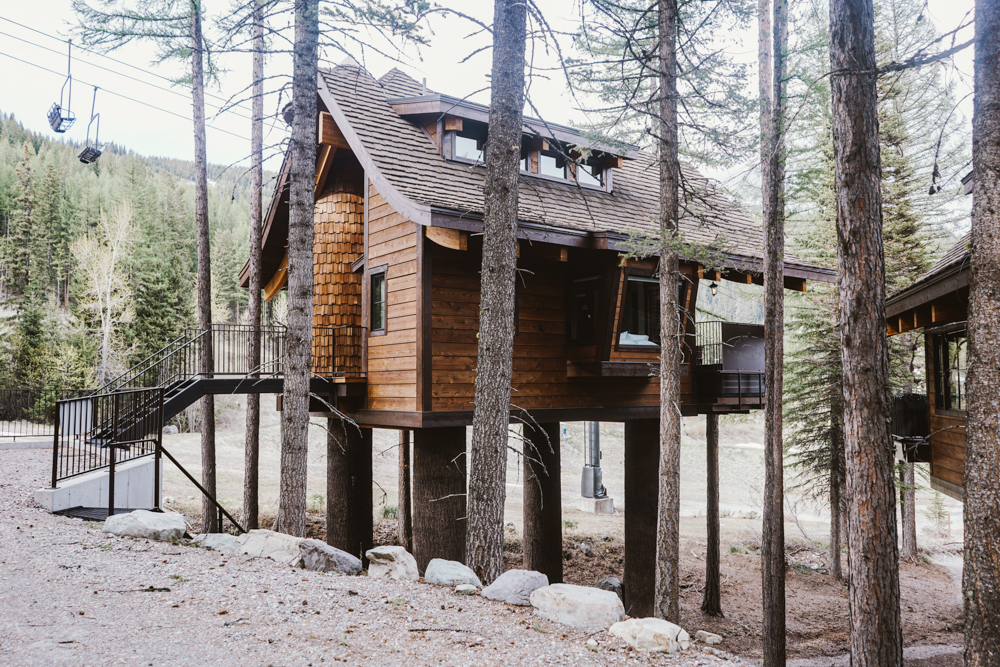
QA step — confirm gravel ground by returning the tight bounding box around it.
[0,449,746,667]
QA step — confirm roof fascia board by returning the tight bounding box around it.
[430,209,836,281]
[389,95,638,159]
[239,151,291,287]
[886,265,970,317]
[318,74,431,226]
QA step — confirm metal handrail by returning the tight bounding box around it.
[95,332,196,394]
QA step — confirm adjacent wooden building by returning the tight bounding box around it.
[242,64,834,615]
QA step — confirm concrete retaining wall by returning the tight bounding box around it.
[34,458,162,512]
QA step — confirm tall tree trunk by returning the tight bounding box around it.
[654,0,682,624]
[242,0,265,532]
[963,0,1000,659]
[702,413,722,615]
[899,463,917,562]
[829,0,902,661]
[276,0,318,537]
[829,389,844,581]
[466,0,526,584]
[191,3,217,534]
[760,0,787,660]
[398,430,412,552]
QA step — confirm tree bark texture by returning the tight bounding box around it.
[413,427,467,573]
[702,413,722,615]
[654,0,682,625]
[625,418,659,618]
[829,0,903,661]
[829,389,844,581]
[899,464,917,562]
[760,0,788,659]
[190,4,216,534]
[466,0,526,585]
[522,422,563,584]
[242,0,265,531]
[276,0,318,537]
[326,419,373,562]
[398,430,412,553]
[963,0,1000,660]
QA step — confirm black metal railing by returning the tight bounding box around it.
[52,388,164,486]
[0,388,90,441]
[97,324,366,395]
[695,320,725,366]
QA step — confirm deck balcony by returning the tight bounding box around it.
[693,320,765,412]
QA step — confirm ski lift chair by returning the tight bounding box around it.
[78,87,102,164]
[47,41,76,133]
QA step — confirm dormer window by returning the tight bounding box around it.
[539,148,566,178]
[576,161,603,187]
[455,130,486,163]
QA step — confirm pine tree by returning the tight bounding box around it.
[5,145,35,298]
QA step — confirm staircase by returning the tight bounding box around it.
[48,324,365,524]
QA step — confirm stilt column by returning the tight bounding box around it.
[326,419,373,562]
[412,426,467,572]
[624,418,659,618]
[523,422,563,583]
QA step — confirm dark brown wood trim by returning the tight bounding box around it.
[416,230,433,412]
[886,266,970,318]
[566,361,659,378]
[352,256,365,273]
[368,262,389,337]
[930,475,964,501]
[361,176,371,338]
[613,266,661,353]
[596,261,622,362]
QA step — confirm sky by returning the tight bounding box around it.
[0,0,977,177]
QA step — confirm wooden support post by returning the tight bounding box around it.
[624,418,659,618]
[412,426,467,572]
[522,422,563,583]
[326,419,373,563]
[398,430,413,553]
[702,412,723,615]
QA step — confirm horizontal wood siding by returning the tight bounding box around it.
[430,246,664,412]
[366,183,417,411]
[313,153,363,372]
[926,335,966,489]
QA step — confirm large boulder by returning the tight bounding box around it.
[299,539,362,575]
[365,546,419,581]
[237,529,305,566]
[529,583,625,629]
[103,510,186,541]
[481,569,548,606]
[609,618,691,653]
[192,533,240,555]
[424,559,482,587]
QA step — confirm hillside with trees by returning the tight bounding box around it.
[0,111,275,390]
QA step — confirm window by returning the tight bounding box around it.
[575,160,603,187]
[619,276,660,346]
[370,270,387,334]
[569,276,601,343]
[933,330,967,411]
[454,131,486,163]
[539,149,566,178]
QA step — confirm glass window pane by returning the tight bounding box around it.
[455,134,484,162]
[577,163,602,187]
[619,277,660,346]
[539,153,564,178]
[371,273,386,331]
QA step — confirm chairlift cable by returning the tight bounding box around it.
[0,29,252,123]
[0,16,256,116]
[0,50,250,142]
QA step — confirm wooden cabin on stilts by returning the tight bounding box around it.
[241,64,836,617]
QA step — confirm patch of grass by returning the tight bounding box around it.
[169,574,190,583]
[531,622,547,633]
[309,494,326,514]
[99,544,112,551]
[380,505,398,520]
[792,563,810,575]
[563,519,579,531]
[728,545,745,554]
[742,510,760,520]
[388,597,408,606]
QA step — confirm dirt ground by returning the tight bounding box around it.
[155,400,963,662]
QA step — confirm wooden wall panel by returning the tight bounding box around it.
[429,246,666,412]
[364,181,418,411]
[926,335,967,490]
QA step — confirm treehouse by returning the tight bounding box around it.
[886,223,972,501]
[241,64,835,616]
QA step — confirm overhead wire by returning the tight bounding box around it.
[0,50,250,142]
[0,29,252,122]
[0,15,255,116]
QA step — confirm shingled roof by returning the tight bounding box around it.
[886,233,971,308]
[318,64,833,281]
